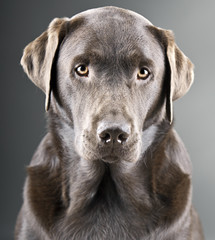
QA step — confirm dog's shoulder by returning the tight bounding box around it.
[146,127,192,225]
[28,133,59,168]
[26,134,64,231]
[166,128,192,175]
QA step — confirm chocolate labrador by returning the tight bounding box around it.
[15,6,204,240]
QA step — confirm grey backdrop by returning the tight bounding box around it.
[1,0,214,239]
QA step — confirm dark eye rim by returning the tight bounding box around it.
[75,64,89,77]
[137,67,151,80]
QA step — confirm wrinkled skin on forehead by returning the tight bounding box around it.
[53,9,166,163]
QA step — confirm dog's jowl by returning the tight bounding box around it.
[15,6,204,240]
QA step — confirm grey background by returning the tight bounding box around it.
[1,0,214,239]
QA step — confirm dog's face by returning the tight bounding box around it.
[21,7,194,163]
[56,9,166,163]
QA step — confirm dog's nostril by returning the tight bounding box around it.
[99,132,111,143]
[117,133,129,144]
[98,128,130,145]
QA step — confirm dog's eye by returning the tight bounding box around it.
[75,65,89,77]
[137,68,150,80]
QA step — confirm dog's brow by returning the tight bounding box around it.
[72,51,104,64]
[72,50,156,70]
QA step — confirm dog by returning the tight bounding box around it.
[15,6,204,240]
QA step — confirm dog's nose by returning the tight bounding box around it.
[98,126,130,145]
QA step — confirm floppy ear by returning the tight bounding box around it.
[164,30,194,124]
[148,26,194,124]
[21,17,69,111]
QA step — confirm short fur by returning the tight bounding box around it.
[15,6,204,240]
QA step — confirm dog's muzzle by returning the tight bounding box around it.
[80,116,140,163]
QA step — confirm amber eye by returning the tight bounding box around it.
[75,65,89,77]
[137,68,150,80]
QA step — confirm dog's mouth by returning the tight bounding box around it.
[98,142,133,163]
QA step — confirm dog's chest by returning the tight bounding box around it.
[62,203,144,240]
[58,176,153,240]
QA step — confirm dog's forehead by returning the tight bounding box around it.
[70,6,153,40]
[65,7,155,43]
[60,7,163,67]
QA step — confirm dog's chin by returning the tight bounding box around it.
[81,149,139,164]
[100,152,140,164]
[100,155,120,164]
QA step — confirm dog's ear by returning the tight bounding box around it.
[148,26,194,124]
[21,18,69,111]
[164,30,194,124]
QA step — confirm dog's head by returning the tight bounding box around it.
[21,7,193,163]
